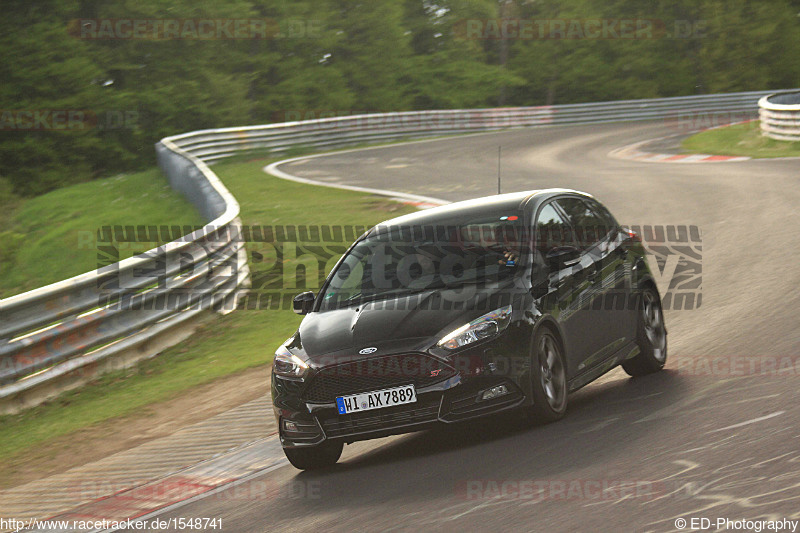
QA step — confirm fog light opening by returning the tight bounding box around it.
[480,384,509,401]
[283,420,299,432]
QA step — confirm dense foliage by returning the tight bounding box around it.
[1,0,799,196]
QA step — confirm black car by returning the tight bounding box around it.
[271,189,667,469]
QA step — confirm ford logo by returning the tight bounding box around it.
[359,347,378,355]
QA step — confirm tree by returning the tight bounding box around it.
[400,0,524,109]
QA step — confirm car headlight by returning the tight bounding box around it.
[273,344,309,379]
[437,305,513,350]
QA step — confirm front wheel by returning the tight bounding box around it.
[622,286,667,377]
[283,440,343,470]
[525,328,568,424]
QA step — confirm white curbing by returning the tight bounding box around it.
[264,147,451,208]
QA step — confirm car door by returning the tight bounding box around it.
[531,201,598,378]
[584,198,638,340]
[554,197,629,372]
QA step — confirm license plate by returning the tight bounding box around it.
[335,384,416,415]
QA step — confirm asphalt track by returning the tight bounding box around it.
[160,121,800,532]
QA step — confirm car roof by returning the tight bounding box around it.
[375,188,593,228]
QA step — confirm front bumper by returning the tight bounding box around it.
[273,371,525,448]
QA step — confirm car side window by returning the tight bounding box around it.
[535,203,574,255]
[555,197,610,250]
[589,200,618,229]
[532,202,575,289]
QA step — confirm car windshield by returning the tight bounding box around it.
[319,214,526,310]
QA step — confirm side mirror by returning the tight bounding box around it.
[293,291,315,315]
[546,246,581,271]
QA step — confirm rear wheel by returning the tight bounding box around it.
[622,286,667,377]
[283,440,343,470]
[525,328,568,424]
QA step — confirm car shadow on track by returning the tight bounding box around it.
[287,368,692,512]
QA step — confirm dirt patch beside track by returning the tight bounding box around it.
[1,365,271,490]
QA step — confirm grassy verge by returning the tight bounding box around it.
[0,157,417,469]
[0,311,293,464]
[0,169,205,299]
[682,122,800,158]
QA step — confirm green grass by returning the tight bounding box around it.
[0,311,296,466]
[219,158,413,226]
[0,157,417,471]
[0,169,205,299]
[682,122,800,158]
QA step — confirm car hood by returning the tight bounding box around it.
[294,285,517,363]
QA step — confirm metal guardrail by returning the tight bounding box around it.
[1,88,796,413]
[759,92,800,142]
[0,138,250,413]
[167,89,798,162]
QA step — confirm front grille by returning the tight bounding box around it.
[319,397,440,438]
[303,353,456,403]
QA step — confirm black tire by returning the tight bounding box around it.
[525,327,568,424]
[283,440,343,470]
[622,285,667,377]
